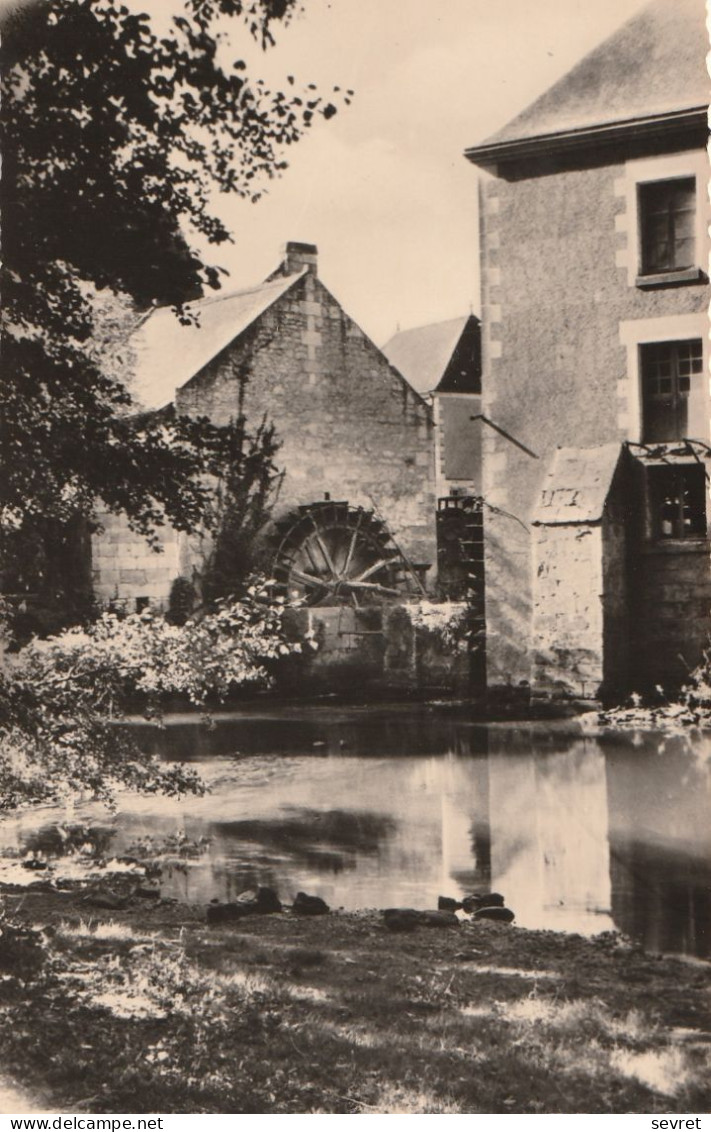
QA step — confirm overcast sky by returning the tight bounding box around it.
[201,0,650,344]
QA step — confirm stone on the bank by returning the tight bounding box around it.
[206,902,252,925]
[207,886,283,924]
[383,908,422,933]
[235,888,258,904]
[292,892,329,916]
[421,910,460,928]
[383,907,459,931]
[234,887,282,913]
[461,892,505,912]
[437,896,463,911]
[474,905,515,923]
[253,886,282,913]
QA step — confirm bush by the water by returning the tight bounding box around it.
[0,580,303,809]
[597,648,711,731]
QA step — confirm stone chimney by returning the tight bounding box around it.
[283,241,318,277]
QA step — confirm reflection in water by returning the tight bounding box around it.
[486,737,614,935]
[606,739,711,957]
[2,709,709,957]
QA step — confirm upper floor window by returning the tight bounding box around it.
[641,339,703,443]
[638,177,697,279]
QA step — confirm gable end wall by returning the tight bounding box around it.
[175,272,437,576]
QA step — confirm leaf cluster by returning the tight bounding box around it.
[1,0,349,537]
[0,579,302,808]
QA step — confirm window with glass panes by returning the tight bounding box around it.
[641,339,703,442]
[639,178,696,275]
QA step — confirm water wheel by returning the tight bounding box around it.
[273,502,409,606]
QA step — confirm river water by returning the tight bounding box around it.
[3,705,710,958]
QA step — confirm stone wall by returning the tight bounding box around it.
[176,270,436,577]
[532,524,604,698]
[477,146,709,693]
[92,257,436,611]
[631,544,711,691]
[282,602,471,694]
[91,511,179,609]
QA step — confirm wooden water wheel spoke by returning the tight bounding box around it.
[341,509,364,578]
[311,526,338,577]
[353,555,402,583]
[304,540,325,578]
[289,567,334,591]
[344,579,401,596]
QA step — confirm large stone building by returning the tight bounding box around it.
[92,242,437,619]
[465,0,709,699]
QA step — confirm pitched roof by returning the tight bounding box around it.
[381,315,473,396]
[531,444,622,525]
[466,0,708,166]
[128,272,304,410]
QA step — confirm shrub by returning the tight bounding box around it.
[596,647,711,732]
[166,577,197,626]
[0,579,304,809]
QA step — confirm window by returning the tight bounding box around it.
[639,178,696,276]
[648,465,707,540]
[641,339,703,442]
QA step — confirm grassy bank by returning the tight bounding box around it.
[1,880,710,1115]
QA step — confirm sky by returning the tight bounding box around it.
[196,0,651,345]
[2,0,653,344]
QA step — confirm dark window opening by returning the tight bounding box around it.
[648,465,707,540]
[639,177,696,276]
[641,339,703,442]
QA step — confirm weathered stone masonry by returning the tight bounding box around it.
[468,0,710,698]
[92,245,436,609]
[176,267,435,570]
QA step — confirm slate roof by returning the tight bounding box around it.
[381,316,472,397]
[466,0,708,164]
[531,445,622,525]
[129,272,305,410]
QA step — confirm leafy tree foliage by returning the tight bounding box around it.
[0,580,304,808]
[1,0,347,538]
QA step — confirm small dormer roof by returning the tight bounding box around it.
[381,314,481,397]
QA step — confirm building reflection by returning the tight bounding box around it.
[450,733,614,935]
[604,737,711,959]
[444,728,710,957]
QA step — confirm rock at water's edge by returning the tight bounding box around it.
[438,896,463,912]
[292,892,330,916]
[474,906,515,924]
[462,892,505,912]
[383,908,459,932]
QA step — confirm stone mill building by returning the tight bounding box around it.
[464,0,709,700]
[92,242,439,684]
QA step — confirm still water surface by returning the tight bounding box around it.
[5,705,711,958]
